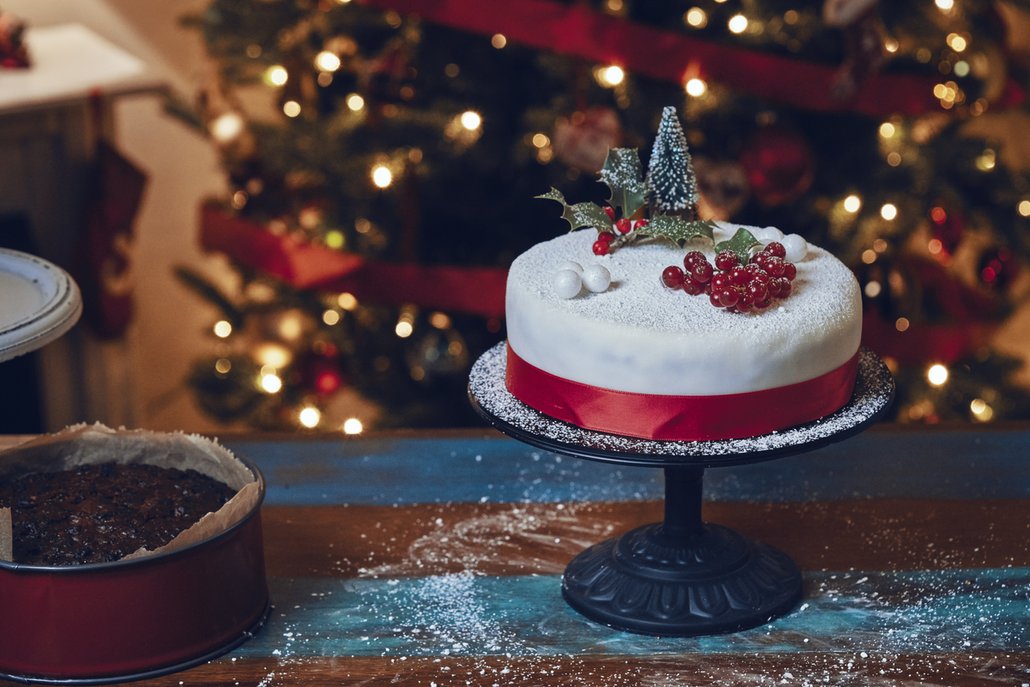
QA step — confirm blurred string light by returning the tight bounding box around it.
[264,65,288,87]
[346,94,365,112]
[595,64,625,87]
[491,33,507,49]
[895,317,910,332]
[210,112,244,144]
[395,307,416,338]
[213,320,233,338]
[927,363,949,386]
[371,163,393,188]
[843,194,862,213]
[946,33,968,52]
[935,0,955,11]
[1018,200,1030,217]
[728,14,748,34]
[315,50,341,72]
[684,77,707,97]
[283,100,302,118]
[880,203,898,221]
[255,342,291,368]
[684,7,707,28]
[460,110,482,130]
[298,405,321,428]
[970,398,994,422]
[259,368,283,394]
[342,417,363,434]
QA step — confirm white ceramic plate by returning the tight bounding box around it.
[0,248,82,363]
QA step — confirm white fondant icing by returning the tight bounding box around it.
[506,222,862,396]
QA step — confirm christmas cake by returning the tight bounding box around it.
[0,463,237,566]
[505,107,862,441]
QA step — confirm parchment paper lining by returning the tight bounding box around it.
[0,423,260,564]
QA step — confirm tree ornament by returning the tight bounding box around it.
[739,125,815,206]
[299,351,346,397]
[929,205,965,257]
[646,107,699,218]
[979,247,1018,290]
[553,107,623,173]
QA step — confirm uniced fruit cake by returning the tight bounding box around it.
[505,107,862,441]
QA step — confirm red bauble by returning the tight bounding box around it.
[301,354,346,396]
[979,247,1018,290]
[739,126,814,206]
[929,205,965,257]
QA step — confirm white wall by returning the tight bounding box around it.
[5,0,234,432]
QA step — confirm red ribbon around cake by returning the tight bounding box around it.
[506,344,859,442]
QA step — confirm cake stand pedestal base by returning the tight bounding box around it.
[469,343,894,637]
[561,466,801,636]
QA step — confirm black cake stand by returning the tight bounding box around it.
[468,343,894,637]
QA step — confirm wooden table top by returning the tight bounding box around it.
[1,425,1028,686]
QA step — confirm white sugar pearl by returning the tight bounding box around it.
[754,226,785,243]
[781,233,808,262]
[552,269,582,299]
[556,260,583,275]
[581,264,611,293]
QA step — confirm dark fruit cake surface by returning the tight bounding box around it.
[0,462,236,566]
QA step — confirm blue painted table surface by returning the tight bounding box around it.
[6,425,1029,686]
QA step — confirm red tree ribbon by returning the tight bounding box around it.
[506,344,860,441]
[199,203,507,317]
[358,0,1022,117]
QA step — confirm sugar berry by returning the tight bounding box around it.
[635,218,649,229]
[709,291,723,308]
[616,218,633,234]
[691,261,713,284]
[711,272,732,291]
[683,251,707,270]
[770,277,792,298]
[718,288,739,308]
[662,265,685,288]
[683,279,705,296]
[730,267,751,286]
[603,206,616,221]
[782,262,797,281]
[598,230,615,244]
[715,250,739,271]
[764,256,786,277]
[764,241,787,259]
[592,240,610,256]
[747,281,769,303]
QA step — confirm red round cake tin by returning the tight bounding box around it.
[0,455,270,685]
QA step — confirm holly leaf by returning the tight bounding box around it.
[638,215,716,246]
[599,148,646,218]
[715,227,762,265]
[536,187,612,233]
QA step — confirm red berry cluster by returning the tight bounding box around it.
[661,242,797,312]
[592,208,649,256]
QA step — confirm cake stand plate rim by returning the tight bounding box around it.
[468,341,894,467]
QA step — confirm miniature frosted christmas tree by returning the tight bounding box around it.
[646,106,698,220]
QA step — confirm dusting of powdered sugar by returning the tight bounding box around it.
[468,343,893,466]
[508,224,859,337]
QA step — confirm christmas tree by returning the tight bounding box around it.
[178,0,1030,431]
